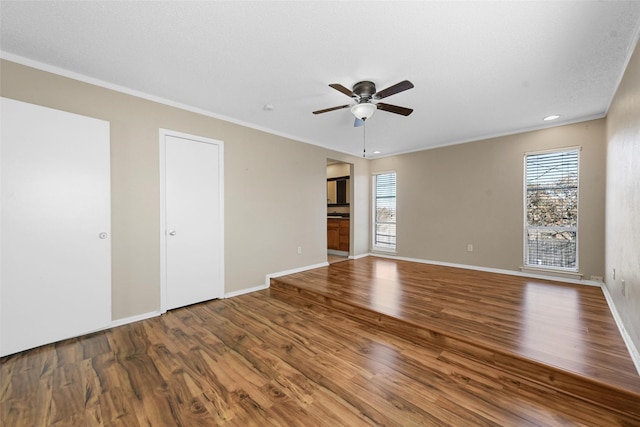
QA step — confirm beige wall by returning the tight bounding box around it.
[4,54,629,338]
[370,120,606,279]
[0,59,370,320]
[605,39,640,353]
[326,162,350,178]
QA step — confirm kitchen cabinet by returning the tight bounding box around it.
[328,218,349,251]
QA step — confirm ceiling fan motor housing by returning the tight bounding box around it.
[353,81,377,100]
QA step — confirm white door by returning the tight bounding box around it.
[1,98,111,357]
[161,131,223,310]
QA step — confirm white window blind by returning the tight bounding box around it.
[374,172,396,250]
[524,149,579,270]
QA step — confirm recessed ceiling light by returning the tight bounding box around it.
[373,150,381,154]
[263,104,274,111]
[543,115,560,121]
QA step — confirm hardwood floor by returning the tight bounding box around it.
[2,257,639,426]
[271,256,640,423]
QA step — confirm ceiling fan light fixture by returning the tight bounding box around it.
[351,102,377,120]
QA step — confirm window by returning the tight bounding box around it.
[373,172,396,251]
[524,148,579,270]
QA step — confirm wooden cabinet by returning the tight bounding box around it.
[338,219,350,251]
[327,220,340,249]
[328,218,349,251]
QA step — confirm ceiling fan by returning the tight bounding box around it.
[313,80,414,127]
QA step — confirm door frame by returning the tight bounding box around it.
[326,159,354,258]
[159,129,224,313]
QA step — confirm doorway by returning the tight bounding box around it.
[326,159,353,264]
[159,129,224,311]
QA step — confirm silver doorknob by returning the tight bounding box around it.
[98,232,108,239]
[168,230,177,236]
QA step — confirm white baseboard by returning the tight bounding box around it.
[226,258,366,299]
[350,253,370,260]
[601,284,640,375]
[109,310,161,329]
[225,284,269,298]
[265,262,330,287]
[327,249,348,256]
[370,253,602,287]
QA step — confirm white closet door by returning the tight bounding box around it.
[1,97,111,357]
[163,132,223,310]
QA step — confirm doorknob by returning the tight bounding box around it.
[98,232,108,239]
[168,230,177,236]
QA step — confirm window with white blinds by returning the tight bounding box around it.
[373,172,396,251]
[524,148,579,270]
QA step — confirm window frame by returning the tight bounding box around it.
[372,170,397,253]
[523,147,580,272]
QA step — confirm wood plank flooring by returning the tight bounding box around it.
[270,256,640,422]
[2,289,639,426]
[0,257,640,427]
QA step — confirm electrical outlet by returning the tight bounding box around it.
[621,279,626,296]
[467,244,473,252]
[590,276,603,283]
[297,246,302,254]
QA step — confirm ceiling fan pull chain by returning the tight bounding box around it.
[363,120,366,158]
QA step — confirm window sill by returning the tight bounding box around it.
[519,266,583,280]
[371,247,397,255]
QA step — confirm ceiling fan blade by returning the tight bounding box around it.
[313,104,351,114]
[329,83,356,98]
[354,118,364,127]
[376,102,413,116]
[375,80,414,99]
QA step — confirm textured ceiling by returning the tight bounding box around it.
[2,1,640,158]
